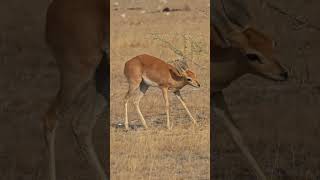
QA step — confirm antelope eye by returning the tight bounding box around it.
[246,53,263,63]
[187,78,192,81]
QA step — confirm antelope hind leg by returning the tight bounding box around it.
[133,82,149,129]
[71,82,107,180]
[124,81,141,130]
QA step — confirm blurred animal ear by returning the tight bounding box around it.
[228,30,249,49]
[243,27,270,44]
[169,67,183,78]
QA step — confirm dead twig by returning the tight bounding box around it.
[148,33,207,70]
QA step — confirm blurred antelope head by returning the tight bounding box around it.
[213,0,288,83]
[229,27,288,81]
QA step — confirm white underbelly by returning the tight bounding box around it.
[142,75,158,86]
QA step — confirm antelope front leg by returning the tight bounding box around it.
[213,92,267,180]
[174,91,197,124]
[43,97,60,180]
[161,87,171,129]
[133,100,148,129]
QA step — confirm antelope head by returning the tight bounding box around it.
[229,28,288,81]
[173,59,200,88]
[213,0,288,81]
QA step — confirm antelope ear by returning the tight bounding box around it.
[169,67,183,78]
[243,27,270,43]
[228,31,249,48]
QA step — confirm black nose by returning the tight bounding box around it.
[280,72,288,80]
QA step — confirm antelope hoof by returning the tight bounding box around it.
[124,123,129,130]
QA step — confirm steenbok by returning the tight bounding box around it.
[124,54,200,130]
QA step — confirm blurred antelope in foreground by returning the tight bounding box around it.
[212,0,288,179]
[124,54,200,130]
[43,0,108,180]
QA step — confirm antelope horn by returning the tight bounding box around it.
[174,58,189,74]
[175,64,184,74]
[179,58,189,69]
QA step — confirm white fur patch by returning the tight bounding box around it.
[142,75,158,86]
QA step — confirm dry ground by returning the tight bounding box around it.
[110,0,210,179]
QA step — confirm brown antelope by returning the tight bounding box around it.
[123,54,200,130]
[212,0,288,179]
[43,0,108,180]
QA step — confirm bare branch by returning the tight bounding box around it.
[149,33,207,70]
[149,33,186,58]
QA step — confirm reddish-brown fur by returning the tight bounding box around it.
[124,54,199,90]
[123,54,200,130]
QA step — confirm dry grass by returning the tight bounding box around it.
[110,0,210,179]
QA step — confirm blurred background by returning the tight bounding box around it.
[213,0,320,179]
[0,1,107,179]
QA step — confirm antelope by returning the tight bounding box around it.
[43,0,108,180]
[123,54,200,130]
[212,0,288,179]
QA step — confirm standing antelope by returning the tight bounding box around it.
[212,0,288,179]
[43,0,108,180]
[124,54,200,130]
